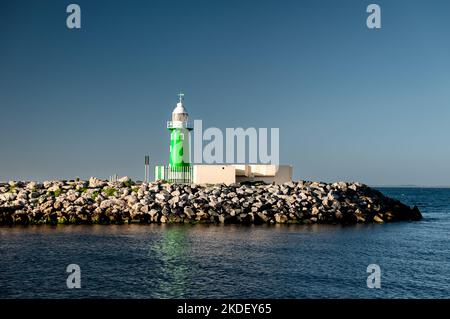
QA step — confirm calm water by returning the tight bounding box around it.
[0,188,449,299]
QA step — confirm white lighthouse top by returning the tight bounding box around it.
[172,93,188,115]
[168,93,192,129]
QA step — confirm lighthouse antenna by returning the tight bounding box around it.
[178,92,185,103]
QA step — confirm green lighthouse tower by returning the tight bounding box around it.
[168,93,192,168]
[154,93,193,183]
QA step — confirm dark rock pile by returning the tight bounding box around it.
[0,177,422,225]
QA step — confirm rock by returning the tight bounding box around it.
[155,193,169,201]
[171,190,181,197]
[218,214,226,223]
[356,215,365,223]
[48,185,61,192]
[311,207,319,216]
[184,207,194,219]
[373,215,384,223]
[125,195,138,205]
[54,201,62,210]
[171,196,180,205]
[284,181,295,188]
[67,193,78,202]
[274,213,287,223]
[74,197,86,206]
[17,192,28,200]
[29,192,40,199]
[43,181,52,189]
[89,177,106,188]
[149,209,159,218]
[196,210,209,221]
[26,182,37,190]
[299,192,308,201]
[257,211,270,222]
[100,200,114,210]
[0,193,16,201]
[328,191,340,201]
[118,176,131,183]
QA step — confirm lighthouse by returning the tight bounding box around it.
[155,94,193,183]
[168,93,192,168]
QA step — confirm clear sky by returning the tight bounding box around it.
[1,0,449,186]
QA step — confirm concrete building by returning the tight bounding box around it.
[155,94,293,185]
[192,164,293,185]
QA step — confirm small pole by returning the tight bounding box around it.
[144,155,150,183]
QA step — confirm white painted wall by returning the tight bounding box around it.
[193,165,236,185]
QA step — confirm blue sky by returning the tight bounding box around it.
[1,0,449,186]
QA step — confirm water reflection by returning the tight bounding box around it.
[147,225,191,298]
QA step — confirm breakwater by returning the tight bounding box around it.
[0,177,422,225]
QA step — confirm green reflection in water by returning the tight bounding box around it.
[149,225,192,298]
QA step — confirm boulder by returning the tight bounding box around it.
[89,177,107,188]
[274,213,288,223]
[373,215,384,223]
[26,182,37,191]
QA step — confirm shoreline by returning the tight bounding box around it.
[0,178,422,226]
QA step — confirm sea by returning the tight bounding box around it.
[0,188,449,299]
